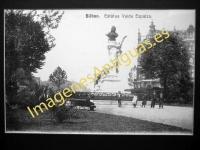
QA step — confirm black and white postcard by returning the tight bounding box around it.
[5,9,195,135]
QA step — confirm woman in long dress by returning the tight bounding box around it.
[132,94,137,108]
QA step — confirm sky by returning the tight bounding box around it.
[33,9,195,90]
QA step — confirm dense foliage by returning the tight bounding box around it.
[5,10,64,102]
[49,66,67,91]
[140,33,193,103]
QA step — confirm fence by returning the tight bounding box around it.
[71,92,134,101]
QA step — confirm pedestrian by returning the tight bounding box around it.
[151,91,156,108]
[132,94,137,108]
[159,92,164,108]
[86,93,91,103]
[141,93,147,107]
[117,91,122,107]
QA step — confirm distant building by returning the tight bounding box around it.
[32,77,41,84]
[172,25,195,82]
[131,21,195,89]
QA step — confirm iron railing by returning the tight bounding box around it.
[70,92,134,101]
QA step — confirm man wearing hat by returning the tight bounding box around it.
[151,91,156,108]
[159,91,164,108]
[141,93,147,108]
[117,91,122,107]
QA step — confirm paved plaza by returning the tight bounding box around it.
[94,103,193,130]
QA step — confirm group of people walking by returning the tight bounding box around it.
[141,91,164,108]
[117,91,164,108]
[139,91,164,108]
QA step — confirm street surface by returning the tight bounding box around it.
[94,104,193,130]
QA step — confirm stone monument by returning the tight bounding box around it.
[94,26,130,93]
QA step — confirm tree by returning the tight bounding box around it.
[14,81,54,108]
[49,66,67,91]
[5,10,64,101]
[140,33,192,101]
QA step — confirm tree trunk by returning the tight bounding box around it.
[163,77,167,99]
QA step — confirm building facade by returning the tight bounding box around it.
[173,25,195,82]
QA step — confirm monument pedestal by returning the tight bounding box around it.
[94,72,130,93]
